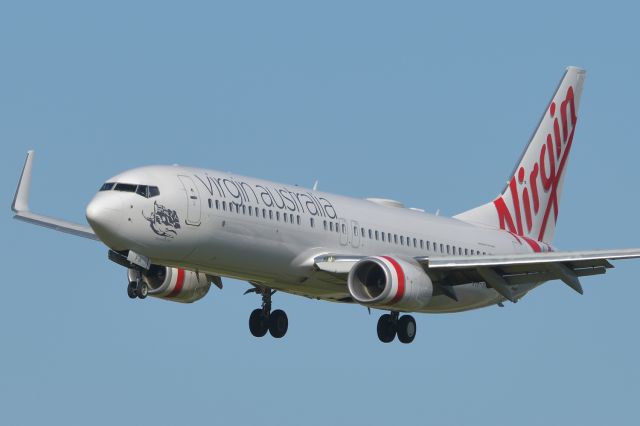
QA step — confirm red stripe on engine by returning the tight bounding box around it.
[381,256,405,305]
[167,269,185,298]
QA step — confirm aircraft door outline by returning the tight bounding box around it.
[177,175,201,226]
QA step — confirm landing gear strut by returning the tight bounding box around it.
[247,287,288,339]
[127,278,148,300]
[376,312,416,344]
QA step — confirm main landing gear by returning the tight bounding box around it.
[377,312,416,344]
[246,287,288,339]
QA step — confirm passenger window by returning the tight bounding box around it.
[215,200,220,210]
[269,210,273,220]
[353,226,358,236]
[242,205,246,215]
[283,213,288,223]
[208,199,212,209]
[276,212,280,221]
[440,244,444,253]
[369,229,373,239]
[413,238,417,248]
[310,218,315,228]
[361,228,365,237]
[420,240,424,249]
[394,235,398,244]
[297,215,301,225]
[330,222,334,231]
[323,220,327,230]
[465,248,468,255]
[248,206,253,215]
[447,245,450,254]
[400,236,404,245]
[381,232,385,242]
[342,224,346,233]
[222,201,227,211]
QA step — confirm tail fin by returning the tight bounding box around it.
[455,66,586,244]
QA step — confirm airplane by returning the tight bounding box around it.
[11,66,640,344]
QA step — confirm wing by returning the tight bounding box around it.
[12,151,99,241]
[314,249,640,303]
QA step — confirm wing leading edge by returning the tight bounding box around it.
[12,151,98,241]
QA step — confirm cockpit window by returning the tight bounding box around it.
[134,185,161,198]
[101,182,160,198]
[148,186,160,197]
[114,183,137,193]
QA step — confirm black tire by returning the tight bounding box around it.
[397,315,416,344]
[268,309,288,338]
[127,282,138,299]
[376,314,396,343]
[136,283,148,299]
[249,309,268,337]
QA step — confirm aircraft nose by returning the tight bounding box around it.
[86,193,124,245]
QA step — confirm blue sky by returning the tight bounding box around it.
[1,1,639,425]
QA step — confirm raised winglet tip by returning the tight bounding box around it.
[12,151,34,213]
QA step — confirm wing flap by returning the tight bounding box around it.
[420,249,640,270]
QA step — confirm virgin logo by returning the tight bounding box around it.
[494,86,578,243]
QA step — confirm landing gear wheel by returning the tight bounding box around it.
[136,282,148,299]
[397,315,416,344]
[249,308,269,337]
[127,281,138,299]
[377,314,397,343]
[268,309,288,338]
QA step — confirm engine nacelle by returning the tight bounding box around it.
[347,256,433,311]
[128,265,212,303]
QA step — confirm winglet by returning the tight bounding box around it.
[12,150,34,213]
[11,150,99,241]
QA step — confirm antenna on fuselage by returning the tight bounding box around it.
[312,180,319,191]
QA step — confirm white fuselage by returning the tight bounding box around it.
[87,165,549,314]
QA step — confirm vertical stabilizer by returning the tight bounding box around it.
[454,67,586,244]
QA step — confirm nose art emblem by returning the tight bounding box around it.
[142,201,181,238]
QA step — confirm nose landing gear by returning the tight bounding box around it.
[376,311,416,344]
[127,273,148,300]
[246,286,288,339]
[127,280,148,299]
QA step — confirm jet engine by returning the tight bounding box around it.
[347,256,433,311]
[128,265,211,303]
